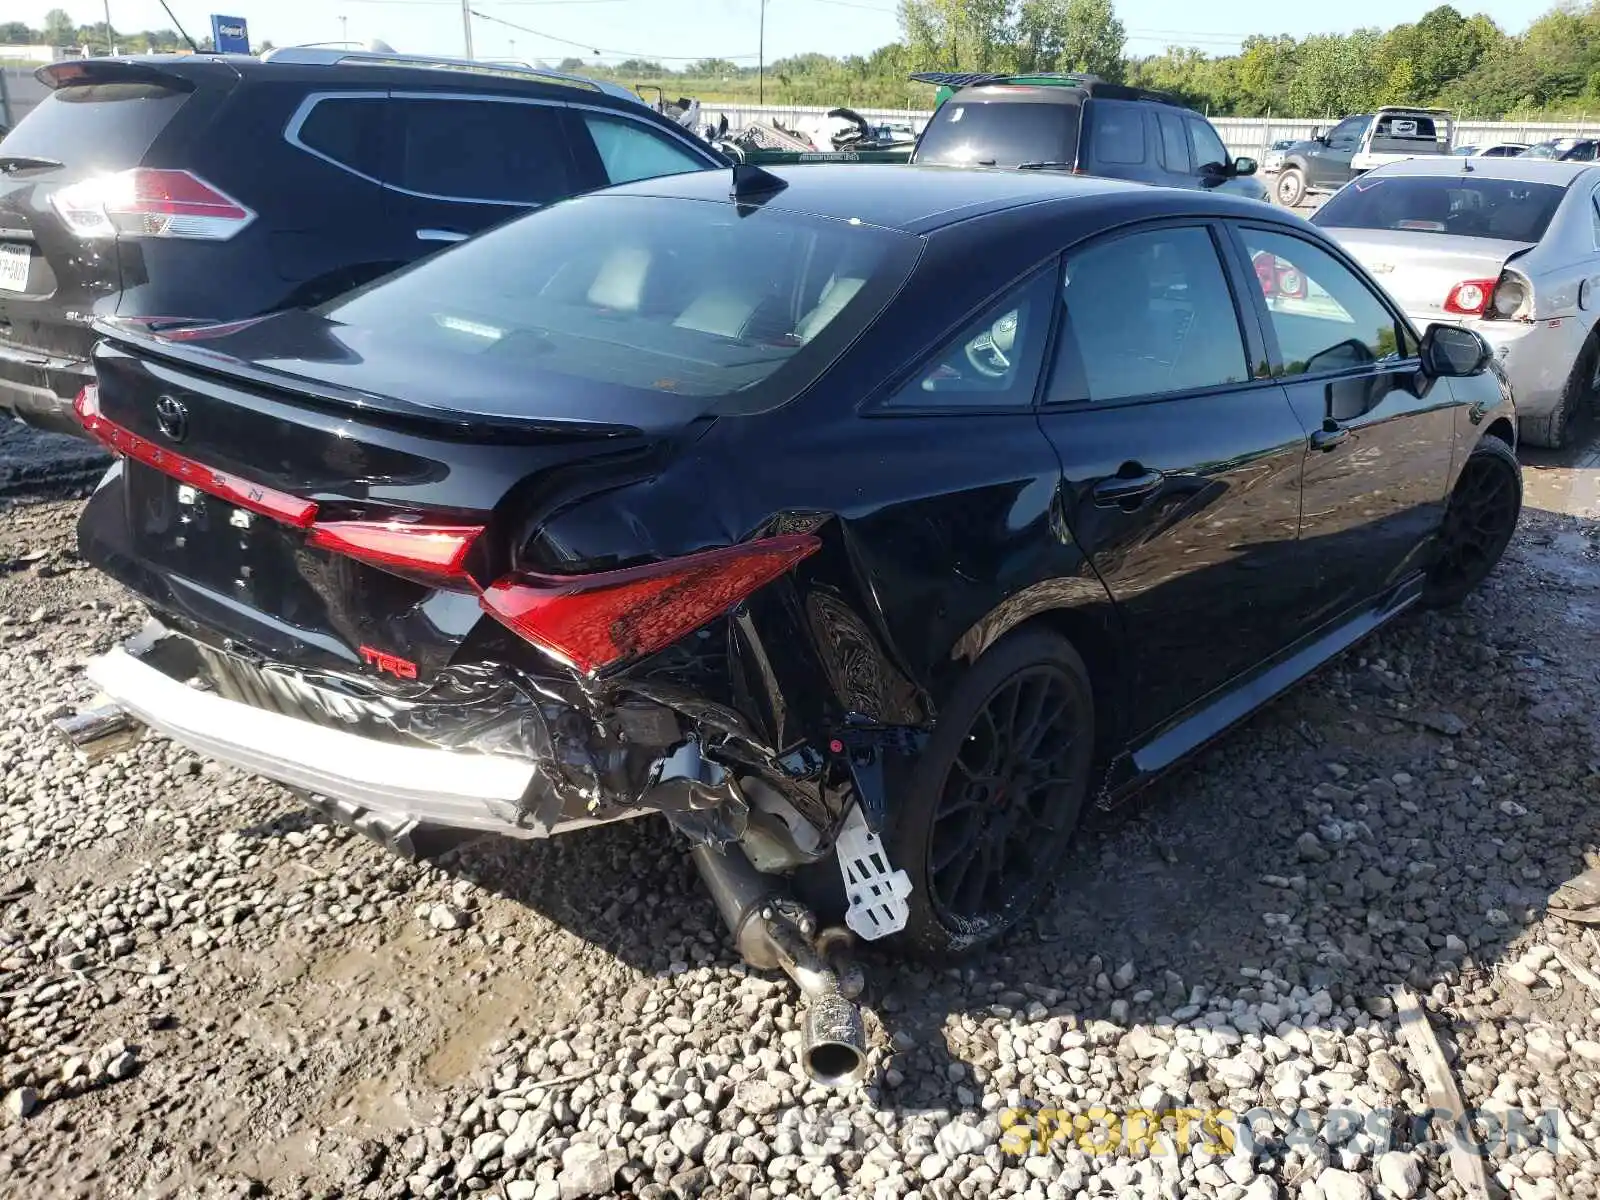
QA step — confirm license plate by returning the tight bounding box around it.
[0,243,29,292]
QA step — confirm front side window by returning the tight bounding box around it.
[884,269,1057,409]
[1240,228,1406,376]
[1186,118,1230,172]
[1326,115,1370,149]
[1052,226,1250,403]
[393,98,573,203]
[580,114,706,184]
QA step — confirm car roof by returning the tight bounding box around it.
[600,162,1275,235]
[1362,156,1596,185]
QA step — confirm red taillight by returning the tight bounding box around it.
[51,169,255,241]
[307,520,483,583]
[480,533,821,674]
[1444,278,1496,316]
[73,385,318,527]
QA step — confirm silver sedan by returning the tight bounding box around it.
[1311,157,1600,447]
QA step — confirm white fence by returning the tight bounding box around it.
[708,103,1600,158]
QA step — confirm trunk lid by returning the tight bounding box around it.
[0,61,206,360]
[1323,228,1530,323]
[80,321,677,679]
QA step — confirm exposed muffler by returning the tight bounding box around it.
[690,842,869,1087]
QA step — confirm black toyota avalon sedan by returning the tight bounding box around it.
[66,164,1518,1085]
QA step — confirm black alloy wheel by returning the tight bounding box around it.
[1424,437,1522,607]
[888,629,1095,958]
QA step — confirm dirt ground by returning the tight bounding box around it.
[0,415,1597,1200]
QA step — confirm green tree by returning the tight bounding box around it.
[42,8,76,46]
[1056,0,1124,78]
[0,22,35,42]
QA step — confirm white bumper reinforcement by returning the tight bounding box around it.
[85,646,546,836]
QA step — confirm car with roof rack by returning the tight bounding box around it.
[0,46,726,438]
[906,71,1268,203]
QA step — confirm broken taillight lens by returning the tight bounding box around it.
[480,533,821,674]
[307,520,483,584]
[73,385,318,527]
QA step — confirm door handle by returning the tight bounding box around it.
[1092,467,1164,507]
[416,228,469,243]
[1311,422,1350,452]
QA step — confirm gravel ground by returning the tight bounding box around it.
[1,426,1598,1200]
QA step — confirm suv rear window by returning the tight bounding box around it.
[2,82,191,169]
[915,96,1079,168]
[1313,176,1565,243]
[318,195,922,410]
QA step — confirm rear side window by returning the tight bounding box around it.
[578,114,706,184]
[393,98,573,203]
[1157,112,1190,173]
[2,82,191,169]
[1053,226,1249,403]
[884,270,1058,409]
[914,97,1078,167]
[1187,119,1230,172]
[1092,105,1145,165]
[294,96,387,178]
[1313,176,1565,243]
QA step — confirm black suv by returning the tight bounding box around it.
[0,49,725,436]
[907,72,1267,203]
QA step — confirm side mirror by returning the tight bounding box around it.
[1419,323,1492,378]
[1233,156,1257,177]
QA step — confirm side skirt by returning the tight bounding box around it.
[1099,572,1426,805]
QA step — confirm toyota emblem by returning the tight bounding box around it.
[154,394,188,442]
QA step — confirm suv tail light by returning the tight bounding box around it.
[51,169,255,241]
[481,534,822,675]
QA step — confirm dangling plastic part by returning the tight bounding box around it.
[835,803,911,940]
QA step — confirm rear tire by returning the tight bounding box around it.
[1275,168,1307,208]
[1423,436,1522,608]
[1520,334,1597,450]
[885,628,1095,961]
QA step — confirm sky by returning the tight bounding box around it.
[11,0,1546,67]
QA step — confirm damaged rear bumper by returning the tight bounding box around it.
[74,625,728,844]
[86,645,553,835]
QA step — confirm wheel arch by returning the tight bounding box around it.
[943,583,1127,762]
[1483,416,1515,450]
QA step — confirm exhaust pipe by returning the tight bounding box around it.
[690,842,869,1087]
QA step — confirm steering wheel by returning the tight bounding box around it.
[964,308,1021,378]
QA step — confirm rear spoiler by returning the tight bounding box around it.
[36,59,199,91]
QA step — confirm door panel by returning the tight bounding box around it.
[1039,222,1310,733]
[1232,225,1458,624]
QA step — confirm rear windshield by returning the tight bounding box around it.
[2,83,191,169]
[1313,175,1565,243]
[318,194,921,411]
[915,96,1078,167]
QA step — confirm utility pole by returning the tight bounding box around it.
[102,0,115,55]
[461,0,474,59]
[339,15,348,44]
[758,0,767,105]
